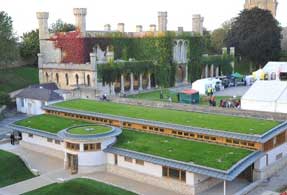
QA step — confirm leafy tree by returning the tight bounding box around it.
[225,8,281,69]
[19,29,39,64]
[281,27,287,51]
[0,11,18,66]
[49,19,76,33]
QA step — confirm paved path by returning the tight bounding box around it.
[246,165,287,195]
[85,172,176,195]
[214,86,250,97]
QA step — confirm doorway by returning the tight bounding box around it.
[67,153,78,174]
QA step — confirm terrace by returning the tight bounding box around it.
[52,99,279,135]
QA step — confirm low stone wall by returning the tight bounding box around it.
[253,156,287,180]
[111,98,287,121]
[20,141,64,160]
[107,164,195,195]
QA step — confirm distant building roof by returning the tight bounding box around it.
[29,83,59,91]
[16,88,63,102]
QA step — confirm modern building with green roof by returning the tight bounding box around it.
[10,99,287,195]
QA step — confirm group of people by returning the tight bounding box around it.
[10,132,21,145]
[219,99,241,109]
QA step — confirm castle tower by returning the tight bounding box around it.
[158,11,167,32]
[192,14,204,36]
[36,12,49,40]
[117,23,125,33]
[104,24,111,31]
[136,25,143,32]
[73,8,87,36]
[149,24,156,32]
[244,0,278,17]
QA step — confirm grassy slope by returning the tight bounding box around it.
[0,66,38,93]
[23,178,136,195]
[54,99,279,135]
[15,114,92,134]
[0,150,34,187]
[115,130,252,170]
[69,125,111,135]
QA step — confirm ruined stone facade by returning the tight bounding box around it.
[244,0,278,17]
[37,8,205,94]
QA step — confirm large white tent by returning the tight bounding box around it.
[241,80,287,113]
[192,78,222,95]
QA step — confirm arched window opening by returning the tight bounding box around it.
[87,75,90,86]
[75,74,79,86]
[56,73,59,84]
[65,74,69,86]
[45,72,49,82]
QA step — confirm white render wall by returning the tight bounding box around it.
[255,143,287,170]
[22,133,64,151]
[16,98,45,115]
[77,137,115,166]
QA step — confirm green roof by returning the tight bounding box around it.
[53,99,279,135]
[15,114,91,134]
[68,125,112,135]
[114,129,252,170]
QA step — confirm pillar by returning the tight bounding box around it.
[104,24,111,31]
[147,73,151,89]
[230,47,235,73]
[38,54,44,84]
[222,47,228,55]
[121,74,125,93]
[184,65,188,83]
[216,66,219,77]
[205,65,209,78]
[117,23,125,33]
[136,25,143,32]
[158,11,168,32]
[139,74,143,91]
[210,64,214,77]
[73,8,87,36]
[130,73,134,92]
[149,24,156,32]
[110,82,115,95]
[36,12,49,40]
[223,180,226,195]
[90,53,97,88]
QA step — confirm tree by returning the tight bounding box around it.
[19,29,39,64]
[49,19,76,33]
[211,20,233,53]
[225,8,281,69]
[0,11,18,66]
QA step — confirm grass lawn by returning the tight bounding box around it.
[0,150,34,187]
[0,66,38,93]
[23,178,136,195]
[54,99,279,135]
[115,130,252,170]
[129,89,179,103]
[15,114,92,134]
[69,125,111,135]
[128,89,240,107]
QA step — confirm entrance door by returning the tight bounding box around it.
[67,153,78,174]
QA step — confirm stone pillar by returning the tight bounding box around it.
[36,12,49,40]
[73,8,87,36]
[136,25,143,32]
[104,24,111,31]
[210,64,214,77]
[121,74,125,93]
[38,53,44,84]
[130,73,134,92]
[110,83,115,95]
[205,65,209,78]
[158,11,168,32]
[230,47,235,73]
[222,47,228,55]
[192,14,204,35]
[139,74,143,91]
[216,66,219,77]
[149,24,156,32]
[90,53,97,88]
[147,73,151,89]
[117,23,125,33]
[184,65,188,83]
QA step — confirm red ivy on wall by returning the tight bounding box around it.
[49,30,86,64]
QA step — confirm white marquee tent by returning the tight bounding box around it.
[192,78,222,95]
[241,80,287,113]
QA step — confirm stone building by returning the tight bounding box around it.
[37,8,205,97]
[244,0,278,17]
